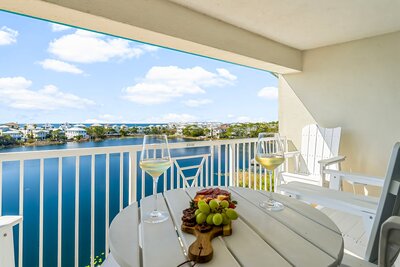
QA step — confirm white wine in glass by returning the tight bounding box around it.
[256,133,285,211]
[140,134,172,223]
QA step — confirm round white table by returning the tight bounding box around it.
[109,187,344,267]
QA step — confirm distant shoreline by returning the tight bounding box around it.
[0,135,211,150]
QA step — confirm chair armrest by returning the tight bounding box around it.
[284,151,300,158]
[379,216,400,266]
[0,216,22,229]
[324,169,384,187]
[318,155,346,166]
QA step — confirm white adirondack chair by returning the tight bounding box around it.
[280,124,346,188]
[0,216,22,267]
[280,142,400,265]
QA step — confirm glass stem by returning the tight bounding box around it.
[153,176,159,212]
[269,170,274,202]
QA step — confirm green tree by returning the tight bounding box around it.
[86,126,106,140]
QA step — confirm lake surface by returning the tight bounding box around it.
[1,137,245,267]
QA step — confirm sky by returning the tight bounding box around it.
[0,11,278,124]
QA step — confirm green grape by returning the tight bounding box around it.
[206,213,215,225]
[220,200,229,208]
[209,199,219,210]
[226,208,238,220]
[196,213,207,224]
[195,209,201,216]
[198,200,206,207]
[198,203,210,215]
[222,213,231,225]
[212,213,223,226]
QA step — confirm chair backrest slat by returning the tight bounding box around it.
[300,124,341,176]
[366,142,400,263]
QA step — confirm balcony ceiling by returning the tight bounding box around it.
[169,0,400,50]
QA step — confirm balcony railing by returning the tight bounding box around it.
[0,138,279,267]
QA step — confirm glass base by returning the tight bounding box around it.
[144,210,169,224]
[259,199,284,211]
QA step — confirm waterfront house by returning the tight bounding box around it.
[42,123,54,130]
[120,125,128,131]
[91,123,103,128]
[112,125,120,132]
[65,127,88,140]
[1,130,22,140]
[32,130,49,140]
[0,126,10,134]
[4,122,19,129]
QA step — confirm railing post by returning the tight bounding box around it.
[210,145,214,186]
[0,160,2,216]
[129,150,137,204]
[229,144,235,186]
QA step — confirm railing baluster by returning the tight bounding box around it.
[128,150,137,204]
[228,145,234,186]
[236,143,239,185]
[210,145,214,186]
[247,142,251,189]
[141,167,145,198]
[217,145,221,186]
[0,160,2,216]
[242,143,245,188]
[105,153,110,257]
[170,162,174,190]
[39,158,44,267]
[224,145,228,186]
[120,153,123,211]
[259,163,262,190]
[253,142,257,190]
[90,155,95,267]
[75,156,80,267]
[200,157,204,187]
[205,156,209,187]
[19,160,24,267]
[58,158,62,267]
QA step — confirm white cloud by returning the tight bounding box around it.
[38,59,84,74]
[122,66,236,104]
[85,114,124,123]
[140,44,159,52]
[257,86,278,100]
[0,77,95,110]
[184,99,212,107]
[48,29,146,63]
[0,26,18,45]
[50,23,72,32]
[236,116,266,123]
[149,113,197,123]
[217,68,237,81]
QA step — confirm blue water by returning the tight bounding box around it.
[1,137,248,267]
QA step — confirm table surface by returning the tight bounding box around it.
[109,187,344,267]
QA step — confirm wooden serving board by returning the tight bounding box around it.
[181,223,232,263]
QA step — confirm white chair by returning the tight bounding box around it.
[280,142,400,264]
[0,216,22,267]
[280,124,345,188]
[341,216,400,267]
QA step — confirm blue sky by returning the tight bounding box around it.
[0,11,278,124]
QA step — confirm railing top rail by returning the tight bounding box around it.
[0,138,258,161]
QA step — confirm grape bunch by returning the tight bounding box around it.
[195,199,238,226]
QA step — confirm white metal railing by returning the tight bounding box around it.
[0,138,280,267]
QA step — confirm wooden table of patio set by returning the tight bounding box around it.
[109,187,344,267]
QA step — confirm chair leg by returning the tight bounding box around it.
[0,226,16,267]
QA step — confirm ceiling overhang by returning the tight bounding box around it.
[0,0,302,74]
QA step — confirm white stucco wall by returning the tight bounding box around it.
[279,31,400,193]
